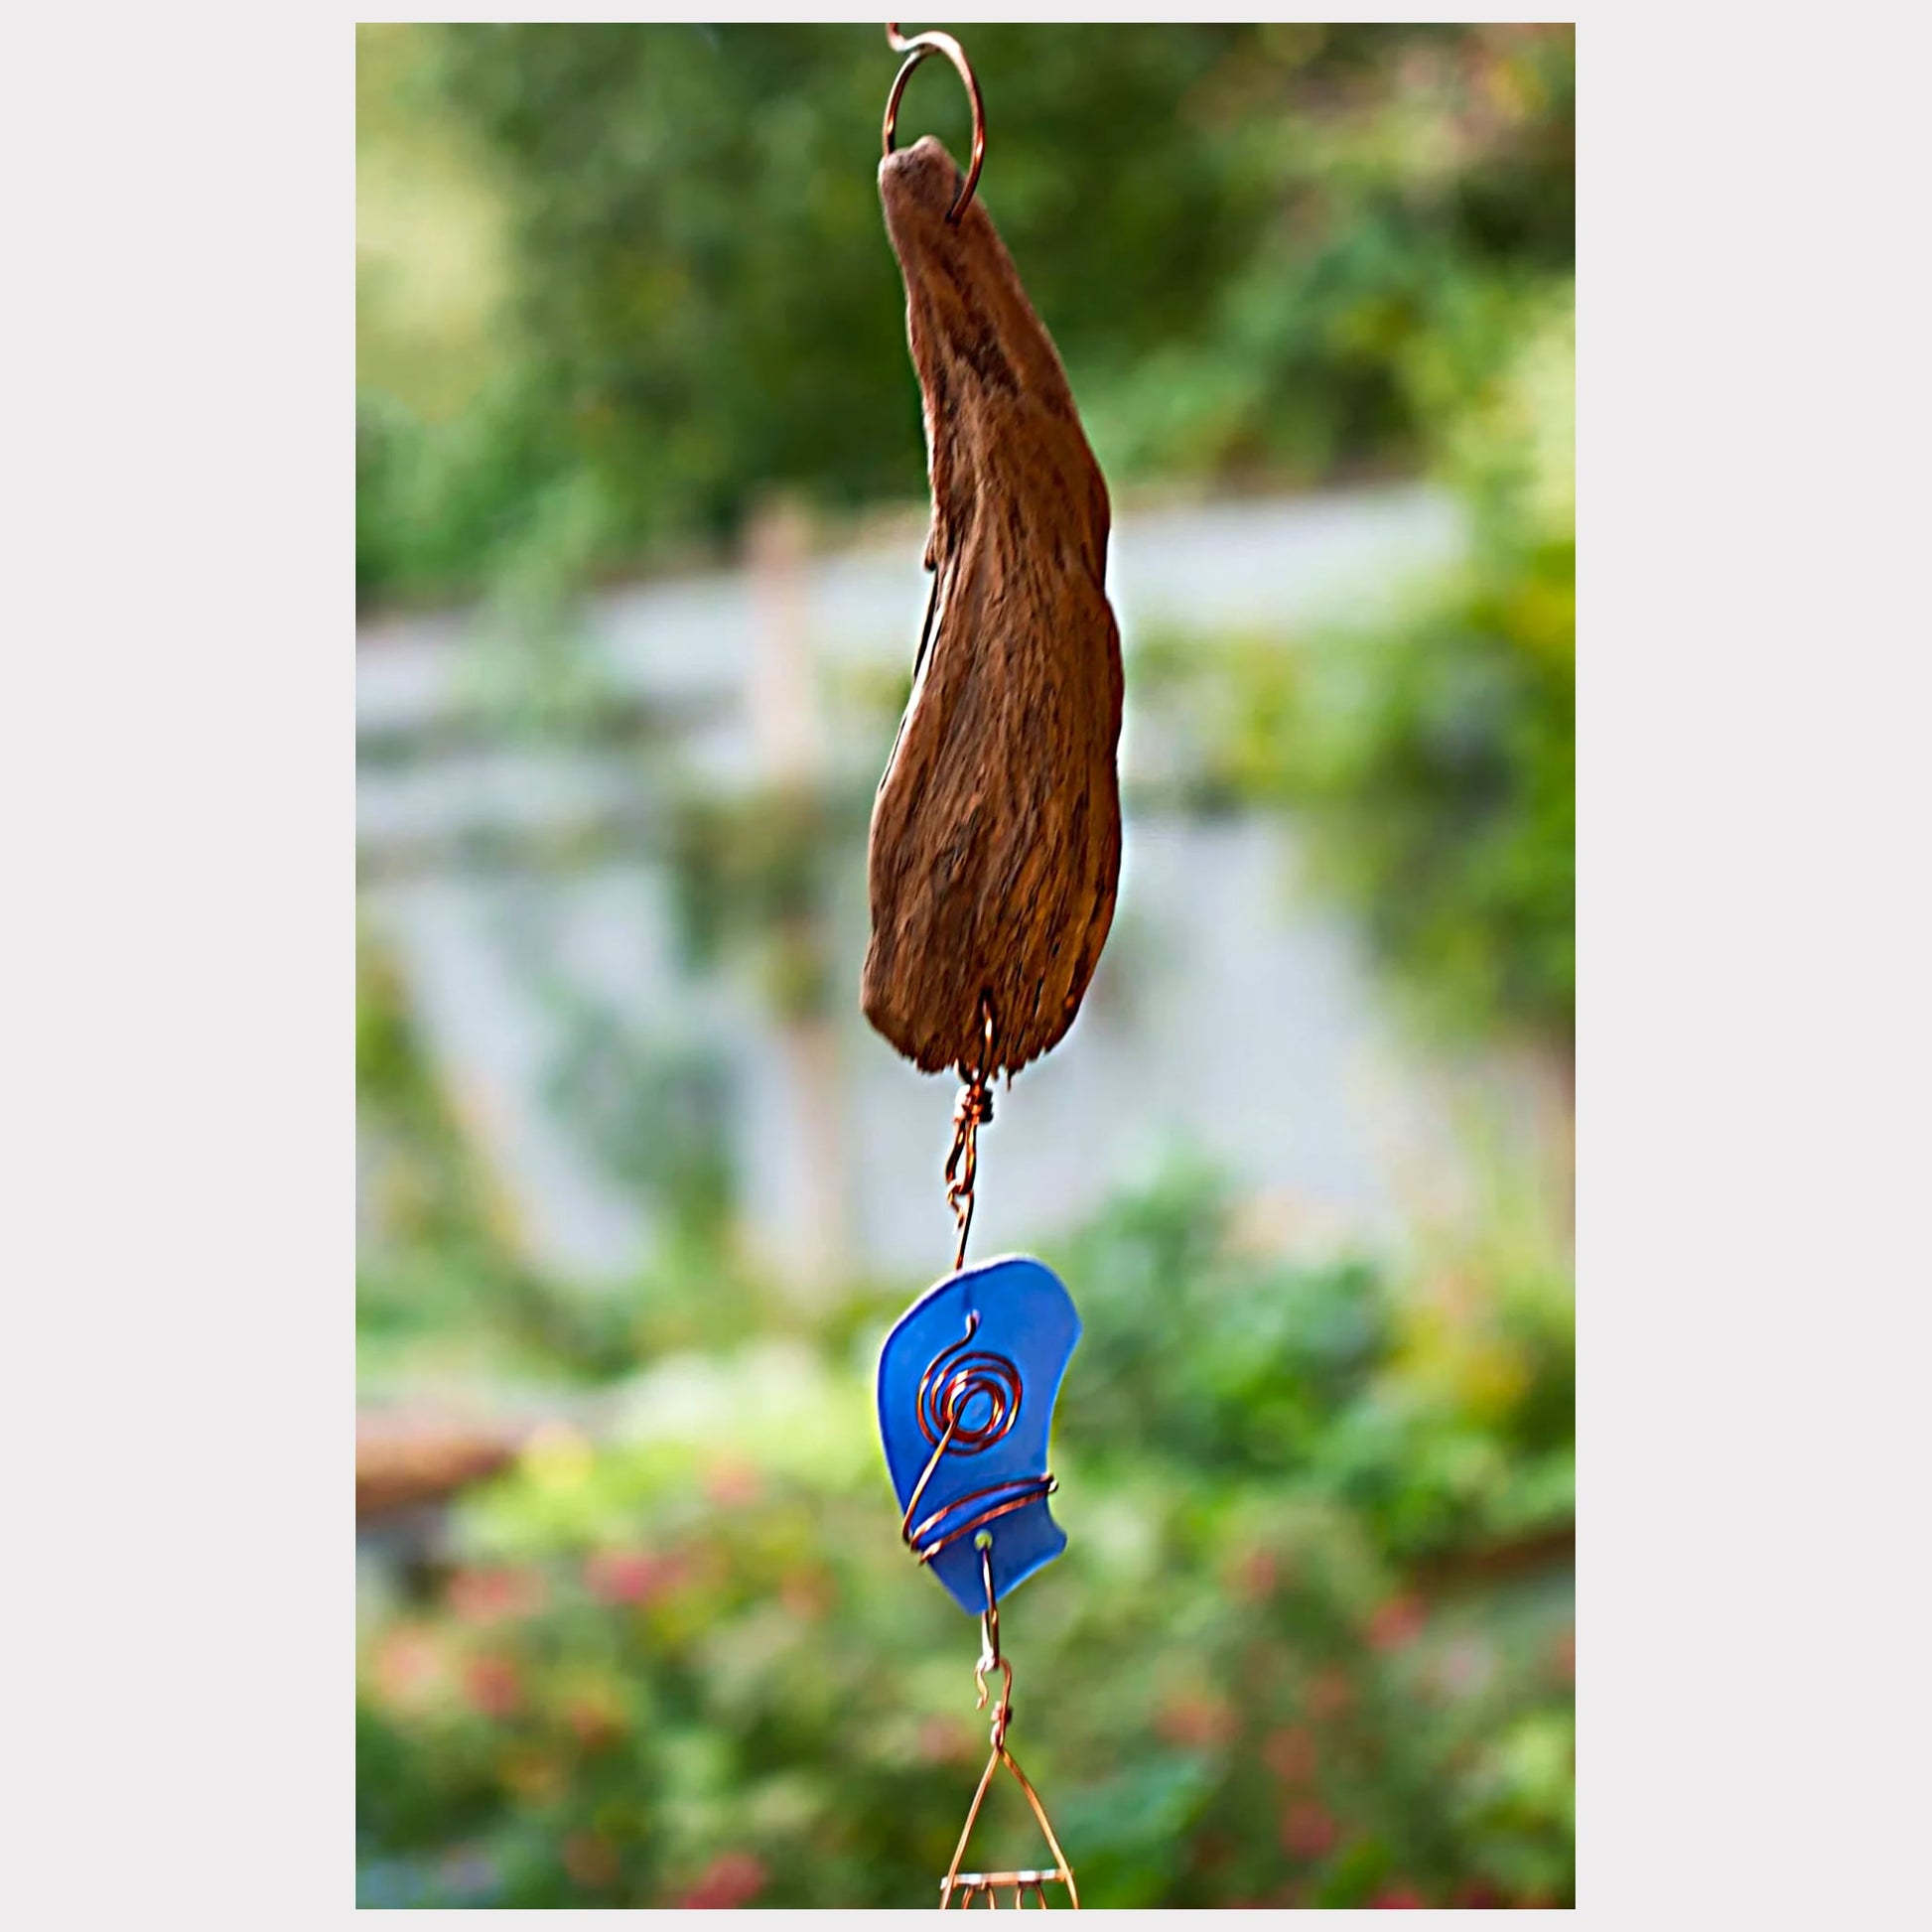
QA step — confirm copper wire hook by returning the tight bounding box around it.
[974,1542,1014,1749]
[883,24,986,224]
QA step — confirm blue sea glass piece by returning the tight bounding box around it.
[877,1254,1080,1616]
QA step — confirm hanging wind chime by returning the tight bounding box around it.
[866,24,1124,1910]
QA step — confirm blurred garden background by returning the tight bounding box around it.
[356,22,1575,1910]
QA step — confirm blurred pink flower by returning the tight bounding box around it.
[679,1851,766,1909]
[370,1627,447,1714]
[1371,1883,1425,1906]
[448,1565,547,1626]
[1264,1725,1318,1785]
[1156,1694,1237,1749]
[585,1548,685,1606]
[704,1458,762,1508]
[919,1716,974,1766]
[779,1565,834,1622]
[1367,1593,1428,1652]
[1230,1550,1278,1602]
[462,1653,523,1719]
[1280,1798,1337,1860]
[1430,1636,1496,1702]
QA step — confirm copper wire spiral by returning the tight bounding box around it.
[902,1314,1056,1568]
[918,1329,1022,1453]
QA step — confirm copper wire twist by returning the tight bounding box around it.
[945,995,998,1270]
[900,1312,1057,1569]
[883,23,986,224]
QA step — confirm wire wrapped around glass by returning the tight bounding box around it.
[883,1285,1082,1908]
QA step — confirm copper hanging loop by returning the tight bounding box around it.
[974,1542,1014,1749]
[883,23,986,224]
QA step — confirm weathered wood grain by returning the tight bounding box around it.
[863,136,1124,1079]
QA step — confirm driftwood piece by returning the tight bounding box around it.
[863,137,1124,1080]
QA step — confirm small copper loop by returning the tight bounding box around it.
[975,1543,1011,1747]
[945,995,998,1271]
[883,23,986,224]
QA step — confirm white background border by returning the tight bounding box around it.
[6,7,1924,1923]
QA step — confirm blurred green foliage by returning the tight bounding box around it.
[356,22,1574,607]
[1281,281,1574,1043]
[357,926,642,1382]
[356,24,1575,1908]
[358,926,782,1381]
[662,783,849,1024]
[1132,280,1576,1044]
[357,1163,1573,1908]
[357,21,1575,1044]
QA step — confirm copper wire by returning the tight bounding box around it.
[907,1475,1058,1568]
[940,1872,1061,1907]
[917,1327,1022,1450]
[883,24,987,224]
[945,995,998,1270]
[896,972,1076,1901]
[900,1311,1056,1567]
[938,1549,1080,1909]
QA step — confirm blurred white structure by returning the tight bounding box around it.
[357,484,1506,1286]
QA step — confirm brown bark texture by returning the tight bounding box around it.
[863,137,1124,1080]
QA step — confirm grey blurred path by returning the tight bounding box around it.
[358,484,1488,1285]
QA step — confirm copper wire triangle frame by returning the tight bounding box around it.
[939,1738,1079,1909]
[936,1546,1078,1909]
